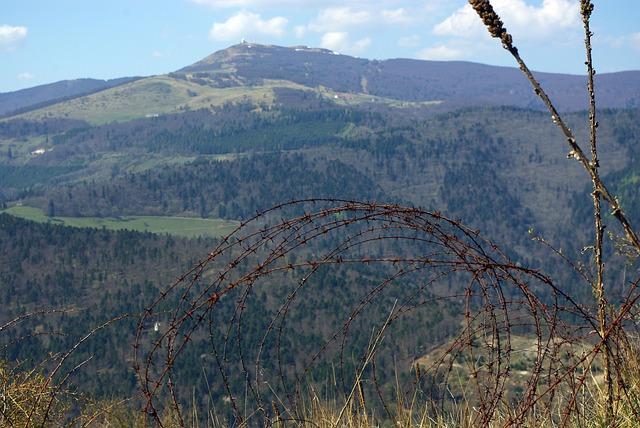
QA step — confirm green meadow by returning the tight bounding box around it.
[7,76,309,125]
[2,205,239,239]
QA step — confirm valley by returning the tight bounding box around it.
[0,42,639,426]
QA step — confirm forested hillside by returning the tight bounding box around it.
[0,77,140,116]
[0,214,214,396]
[1,43,639,425]
[0,212,465,406]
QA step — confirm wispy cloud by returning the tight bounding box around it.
[309,7,372,32]
[381,8,414,25]
[320,32,371,55]
[0,25,28,52]
[305,6,424,32]
[600,32,640,53]
[398,35,421,48]
[17,71,34,80]
[293,25,306,39]
[209,11,288,41]
[191,0,272,7]
[628,33,640,52]
[434,0,579,40]
[190,0,438,10]
[417,44,465,61]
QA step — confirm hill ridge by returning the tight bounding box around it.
[3,43,640,125]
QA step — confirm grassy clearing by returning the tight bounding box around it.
[122,153,241,173]
[9,76,193,124]
[5,77,308,125]
[4,74,443,126]
[0,135,50,162]
[1,205,239,239]
[315,86,443,109]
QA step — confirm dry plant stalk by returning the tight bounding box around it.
[468,1,640,253]
[0,363,68,427]
[0,310,135,427]
[579,0,613,421]
[467,0,636,423]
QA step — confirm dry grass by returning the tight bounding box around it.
[0,362,68,427]
[1,351,639,428]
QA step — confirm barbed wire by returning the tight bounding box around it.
[133,199,639,426]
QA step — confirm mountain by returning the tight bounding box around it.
[0,77,141,117]
[3,43,639,126]
[178,43,640,111]
[1,42,639,420]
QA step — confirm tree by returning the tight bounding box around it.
[47,199,55,218]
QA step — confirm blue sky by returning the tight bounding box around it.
[1,0,639,92]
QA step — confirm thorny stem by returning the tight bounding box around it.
[582,0,614,421]
[468,0,640,256]
[508,48,640,253]
[469,0,624,421]
[582,0,599,168]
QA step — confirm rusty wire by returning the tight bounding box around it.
[133,199,640,426]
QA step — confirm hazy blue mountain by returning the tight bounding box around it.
[0,77,141,116]
[180,43,640,111]
[5,43,639,125]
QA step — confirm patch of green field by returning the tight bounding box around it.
[6,77,311,125]
[415,332,603,404]
[620,174,640,187]
[315,86,442,109]
[123,153,241,173]
[0,135,50,162]
[2,205,239,239]
[3,73,440,126]
[10,77,191,124]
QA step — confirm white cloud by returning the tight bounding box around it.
[190,0,431,10]
[434,0,579,40]
[209,11,288,41]
[309,7,371,32]
[381,8,413,25]
[262,3,443,45]
[294,25,306,39]
[417,44,465,61]
[320,32,371,55]
[320,32,348,51]
[191,0,270,7]
[353,37,372,52]
[631,33,640,51]
[398,35,421,48]
[0,25,28,51]
[603,32,640,52]
[17,72,34,80]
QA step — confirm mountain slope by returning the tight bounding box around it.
[0,77,140,117]
[4,43,639,126]
[1,42,639,415]
[6,75,317,125]
[180,43,640,111]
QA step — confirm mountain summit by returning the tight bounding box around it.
[182,43,339,73]
[3,43,639,122]
[175,42,640,111]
